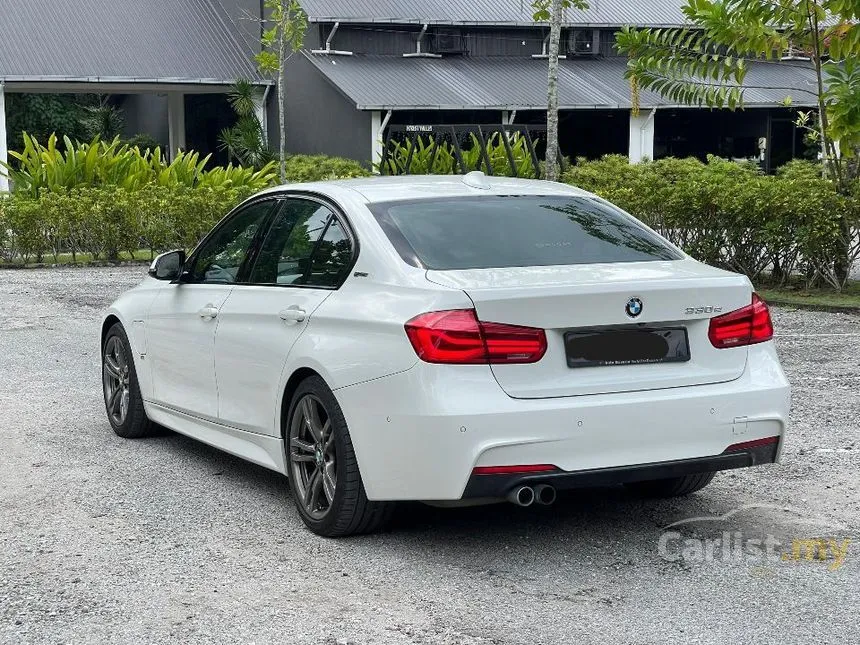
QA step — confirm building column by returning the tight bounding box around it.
[0,83,8,193]
[167,93,186,160]
[629,109,656,163]
[254,87,269,145]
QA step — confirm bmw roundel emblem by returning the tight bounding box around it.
[625,297,643,318]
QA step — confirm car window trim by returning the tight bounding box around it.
[240,191,360,291]
[179,196,282,285]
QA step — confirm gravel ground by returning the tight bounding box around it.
[1,265,858,645]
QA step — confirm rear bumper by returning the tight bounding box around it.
[334,343,790,501]
[462,440,779,498]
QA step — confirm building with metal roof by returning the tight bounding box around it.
[285,4,819,172]
[0,0,822,191]
[0,0,269,191]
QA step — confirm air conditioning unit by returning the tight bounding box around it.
[567,29,596,56]
[431,30,467,55]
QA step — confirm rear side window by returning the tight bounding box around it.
[369,196,682,270]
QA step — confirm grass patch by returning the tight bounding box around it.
[0,249,154,268]
[757,279,860,311]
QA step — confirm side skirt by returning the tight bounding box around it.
[145,401,287,474]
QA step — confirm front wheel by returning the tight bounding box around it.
[286,376,393,537]
[102,323,153,439]
[625,472,716,497]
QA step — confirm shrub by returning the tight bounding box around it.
[281,154,370,182]
[564,155,856,287]
[1,186,250,264]
[377,133,538,178]
[0,133,280,196]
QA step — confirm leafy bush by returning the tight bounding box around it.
[0,186,253,264]
[564,155,858,288]
[1,133,279,196]
[281,154,370,182]
[378,133,537,178]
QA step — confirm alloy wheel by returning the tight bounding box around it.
[103,336,131,426]
[289,394,337,520]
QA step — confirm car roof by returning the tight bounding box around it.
[257,173,595,204]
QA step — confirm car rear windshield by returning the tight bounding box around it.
[368,195,683,270]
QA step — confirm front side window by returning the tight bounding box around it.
[249,198,353,287]
[369,195,682,270]
[188,201,274,284]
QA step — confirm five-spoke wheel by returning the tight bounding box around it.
[103,335,131,426]
[289,394,338,520]
[285,376,393,536]
[102,323,152,438]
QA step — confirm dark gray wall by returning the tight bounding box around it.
[318,24,617,57]
[121,94,169,146]
[282,54,371,163]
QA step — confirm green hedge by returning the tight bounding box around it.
[564,155,859,288]
[0,186,255,263]
[0,135,371,264]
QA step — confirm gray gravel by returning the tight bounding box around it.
[1,265,858,645]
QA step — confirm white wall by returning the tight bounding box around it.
[629,109,656,163]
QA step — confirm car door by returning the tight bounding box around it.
[213,196,356,435]
[146,199,277,419]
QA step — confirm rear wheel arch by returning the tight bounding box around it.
[280,368,326,440]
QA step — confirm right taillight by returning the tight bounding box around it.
[404,309,547,365]
[708,293,773,349]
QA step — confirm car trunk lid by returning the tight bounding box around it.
[426,259,752,399]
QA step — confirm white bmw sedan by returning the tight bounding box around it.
[102,173,790,536]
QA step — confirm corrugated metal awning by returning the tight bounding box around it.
[305,54,820,110]
[0,0,265,85]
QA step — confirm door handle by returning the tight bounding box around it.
[198,305,219,320]
[279,307,307,323]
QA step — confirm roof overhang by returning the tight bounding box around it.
[1,78,275,94]
[304,53,820,112]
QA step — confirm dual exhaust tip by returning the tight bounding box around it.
[507,483,556,507]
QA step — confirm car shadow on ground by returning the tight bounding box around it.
[149,425,742,549]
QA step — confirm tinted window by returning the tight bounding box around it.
[249,199,351,287]
[189,201,274,283]
[370,196,682,270]
[306,217,352,287]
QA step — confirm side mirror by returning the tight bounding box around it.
[149,250,186,281]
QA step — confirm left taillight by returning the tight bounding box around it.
[404,309,547,365]
[708,293,774,349]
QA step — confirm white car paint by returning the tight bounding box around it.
[103,174,790,501]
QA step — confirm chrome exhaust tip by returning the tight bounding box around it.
[534,484,557,506]
[508,485,535,507]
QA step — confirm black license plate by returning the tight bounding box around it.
[564,327,690,368]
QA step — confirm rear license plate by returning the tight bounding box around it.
[564,327,690,368]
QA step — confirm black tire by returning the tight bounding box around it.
[625,472,716,498]
[102,323,154,439]
[285,375,394,537]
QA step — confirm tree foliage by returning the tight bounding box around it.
[218,80,273,170]
[256,0,308,183]
[616,0,860,167]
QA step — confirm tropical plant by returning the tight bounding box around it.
[531,0,589,181]
[256,0,308,182]
[218,80,273,170]
[615,0,860,286]
[0,133,278,196]
[377,133,539,177]
[80,96,125,141]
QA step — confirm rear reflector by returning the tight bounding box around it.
[405,309,547,364]
[724,436,780,452]
[708,293,774,349]
[472,464,559,475]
